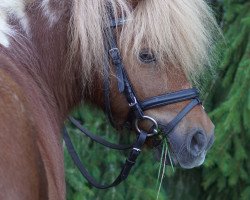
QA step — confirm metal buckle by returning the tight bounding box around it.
[109,48,120,59]
[135,116,158,137]
[129,97,137,107]
[132,148,141,152]
[110,18,127,28]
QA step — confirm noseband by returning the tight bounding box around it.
[63,16,201,189]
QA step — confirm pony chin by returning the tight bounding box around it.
[155,148,207,169]
[177,152,207,169]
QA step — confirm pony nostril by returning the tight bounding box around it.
[188,131,207,157]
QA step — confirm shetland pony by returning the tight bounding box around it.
[0,0,219,199]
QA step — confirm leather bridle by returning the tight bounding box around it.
[63,15,201,189]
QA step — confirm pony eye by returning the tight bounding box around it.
[139,50,156,63]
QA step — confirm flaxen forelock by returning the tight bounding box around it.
[69,0,220,84]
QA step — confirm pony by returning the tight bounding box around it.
[0,0,219,199]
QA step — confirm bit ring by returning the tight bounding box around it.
[135,116,158,137]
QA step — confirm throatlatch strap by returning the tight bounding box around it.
[63,127,147,189]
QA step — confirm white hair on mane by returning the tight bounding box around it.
[68,0,131,85]
[69,0,220,87]
[0,0,32,44]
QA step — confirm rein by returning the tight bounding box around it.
[63,16,201,189]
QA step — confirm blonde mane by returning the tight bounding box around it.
[69,0,220,86]
[0,0,219,85]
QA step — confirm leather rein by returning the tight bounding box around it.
[63,16,201,189]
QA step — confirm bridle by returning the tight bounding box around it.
[63,14,201,189]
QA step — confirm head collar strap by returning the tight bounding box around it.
[140,88,199,110]
[105,17,145,121]
[160,98,201,136]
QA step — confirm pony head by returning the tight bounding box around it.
[69,0,219,169]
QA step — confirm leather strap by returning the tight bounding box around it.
[159,98,201,135]
[109,48,125,92]
[63,127,147,189]
[103,33,116,127]
[140,88,199,110]
[106,14,144,120]
[68,117,132,150]
[103,15,127,126]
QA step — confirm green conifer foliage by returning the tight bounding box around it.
[202,1,250,199]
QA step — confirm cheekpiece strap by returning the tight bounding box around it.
[109,48,125,93]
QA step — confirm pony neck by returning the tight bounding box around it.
[0,2,85,124]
